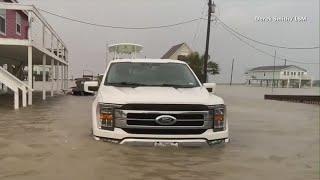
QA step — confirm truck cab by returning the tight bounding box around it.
[87,59,229,147]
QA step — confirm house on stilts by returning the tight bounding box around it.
[245,65,313,88]
[0,0,69,109]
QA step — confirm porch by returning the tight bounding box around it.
[247,78,313,88]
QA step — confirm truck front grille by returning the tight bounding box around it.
[127,113,204,119]
[127,120,204,126]
[115,106,211,135]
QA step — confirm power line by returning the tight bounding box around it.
[191,2,207,48]
[217,22,320,65]
[221,24,319,64]
[39,8,201,30]
[37,8,319,64]
[213,15,320,50]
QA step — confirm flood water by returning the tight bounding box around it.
[0,85,319,180]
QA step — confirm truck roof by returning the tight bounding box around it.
[111,59,187,64]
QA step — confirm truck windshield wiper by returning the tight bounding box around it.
[107,82,197,88]
[107,82,147,87]
[158,84,197,88]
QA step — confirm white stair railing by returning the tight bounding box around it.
[0,66,33,109]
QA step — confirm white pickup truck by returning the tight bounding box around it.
[86,59,229,147]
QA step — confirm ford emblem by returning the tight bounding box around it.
[155,115,177,126]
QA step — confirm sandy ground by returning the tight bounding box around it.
[0,85,319,180]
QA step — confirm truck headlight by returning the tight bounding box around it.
[209,105,226,132]
[97,103,122,130]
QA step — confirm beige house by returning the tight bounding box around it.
[245,65,313,88]
[161,43,192,60]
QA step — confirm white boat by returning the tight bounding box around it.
[108,43,143,60]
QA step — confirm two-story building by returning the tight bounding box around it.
[245,65,312,88]
[0,0,69,109]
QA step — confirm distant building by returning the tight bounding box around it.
[161,43,192,60]
[245,65,312,88]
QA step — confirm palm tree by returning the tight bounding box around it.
[208,61,220,75]
[179,52,220,82]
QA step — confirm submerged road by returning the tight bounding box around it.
[0,86,319,180]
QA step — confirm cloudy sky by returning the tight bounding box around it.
[20,0,320,83]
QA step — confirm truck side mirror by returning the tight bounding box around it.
[84,81,99,94]
[203,83,216,94]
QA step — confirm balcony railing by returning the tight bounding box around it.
[280,74,312,80]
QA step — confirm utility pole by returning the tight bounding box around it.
[272,50,277,93]
[230,58,235,86]
[203,0,215,83]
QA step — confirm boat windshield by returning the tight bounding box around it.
[104,62,200,88]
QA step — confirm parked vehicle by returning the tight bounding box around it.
[72,77,98,96]
[85,59,229,147]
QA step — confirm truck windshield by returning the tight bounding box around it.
[104,62,200,88]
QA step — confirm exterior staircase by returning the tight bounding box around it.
[0,66,33,109]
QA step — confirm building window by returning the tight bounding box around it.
[291,72,293,76]
[301,72,304,76]
[298,72,300,76]
[0,9,6,35]
[294,72,296,76]
[264,73,266,76]
[16,12,22,35]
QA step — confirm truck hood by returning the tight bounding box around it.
[98,86,224,105]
